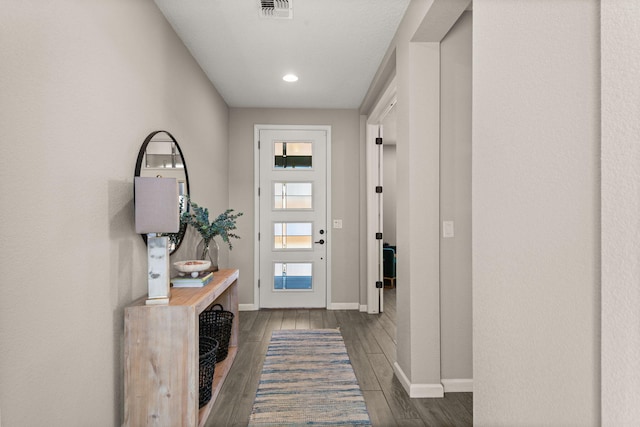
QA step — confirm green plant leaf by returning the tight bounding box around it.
[180,196,244,250]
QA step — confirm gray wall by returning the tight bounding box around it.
[395,11,444,390]
[370,0,472,395]
[0,1,229,425]
[228,108,362,308]
[601,1,640,424]
[439,11,472,382]
[473,0,600,424]
[366,0,473,397]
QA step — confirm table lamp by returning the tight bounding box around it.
[134,176,179,305]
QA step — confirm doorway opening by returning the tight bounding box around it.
[366,77,397,314]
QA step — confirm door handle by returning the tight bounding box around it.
[314,239,325,245]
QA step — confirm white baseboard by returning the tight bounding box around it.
[239,303,258,311]
[329,302,360,310]
[359,304,368,312]
[240,303,362,311]
[393,362,445,398]
[441,378,473,393]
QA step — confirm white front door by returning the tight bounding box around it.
[257,126,330,308]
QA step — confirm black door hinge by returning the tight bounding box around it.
[375,186,383,193]
[375,137,383,145]
[376,232,383,240]
[376,281,383,289]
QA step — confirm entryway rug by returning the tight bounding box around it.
[248,329,371,426]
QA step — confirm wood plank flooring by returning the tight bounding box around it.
[206,288,473,426]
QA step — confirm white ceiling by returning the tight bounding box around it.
[153,0,410,109]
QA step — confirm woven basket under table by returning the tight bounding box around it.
[199,303,234,363]
[199,336,218,408]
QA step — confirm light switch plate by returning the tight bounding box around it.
[333,219,343,229]
[443,220,454,238]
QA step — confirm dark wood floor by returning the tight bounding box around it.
[206,288,473,426]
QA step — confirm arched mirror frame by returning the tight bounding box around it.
[134,130,190,254]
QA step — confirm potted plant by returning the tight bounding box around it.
[180,196,243,271]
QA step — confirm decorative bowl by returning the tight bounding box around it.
[174,260,211,277]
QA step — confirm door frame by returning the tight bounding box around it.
[366,78,397,314]
[254,124,332,309]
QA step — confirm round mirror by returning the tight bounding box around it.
[134,130,190,254]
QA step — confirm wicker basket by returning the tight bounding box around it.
[199,303,234,362]
[199,336,218,408]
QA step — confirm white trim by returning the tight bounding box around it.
[325,127,332,309]
[369,76,398,123]
[365,76,397,315]
[254,125,332,310]
[359,304,368,312]
[329,302,359,310]
[253,126,261,311]
[239,303,258,311]
[441,379,473,393]
[365,123,382,314]
[393,362,444,398]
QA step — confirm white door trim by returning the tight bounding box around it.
[254,124,332,309]
[365,77,397,314]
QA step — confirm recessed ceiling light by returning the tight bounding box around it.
[283,74,298,82]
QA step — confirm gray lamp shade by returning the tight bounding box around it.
[134,177,180,234]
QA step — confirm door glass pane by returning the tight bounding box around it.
[273,222,312,249]
[274,182,313,210]
[274,141,312,169]
[274,262,313,290]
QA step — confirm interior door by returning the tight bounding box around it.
[258,128,328,308]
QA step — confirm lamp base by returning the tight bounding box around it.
[147,234,171,303]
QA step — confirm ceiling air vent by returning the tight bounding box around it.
[259,0,293,19]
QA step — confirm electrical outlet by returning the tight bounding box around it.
[333,219,343,229]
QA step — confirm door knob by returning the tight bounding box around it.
[314,239,325,245]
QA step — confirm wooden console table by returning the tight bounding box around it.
[124,269,239,427]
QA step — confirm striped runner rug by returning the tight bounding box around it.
[248,329,371,426]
